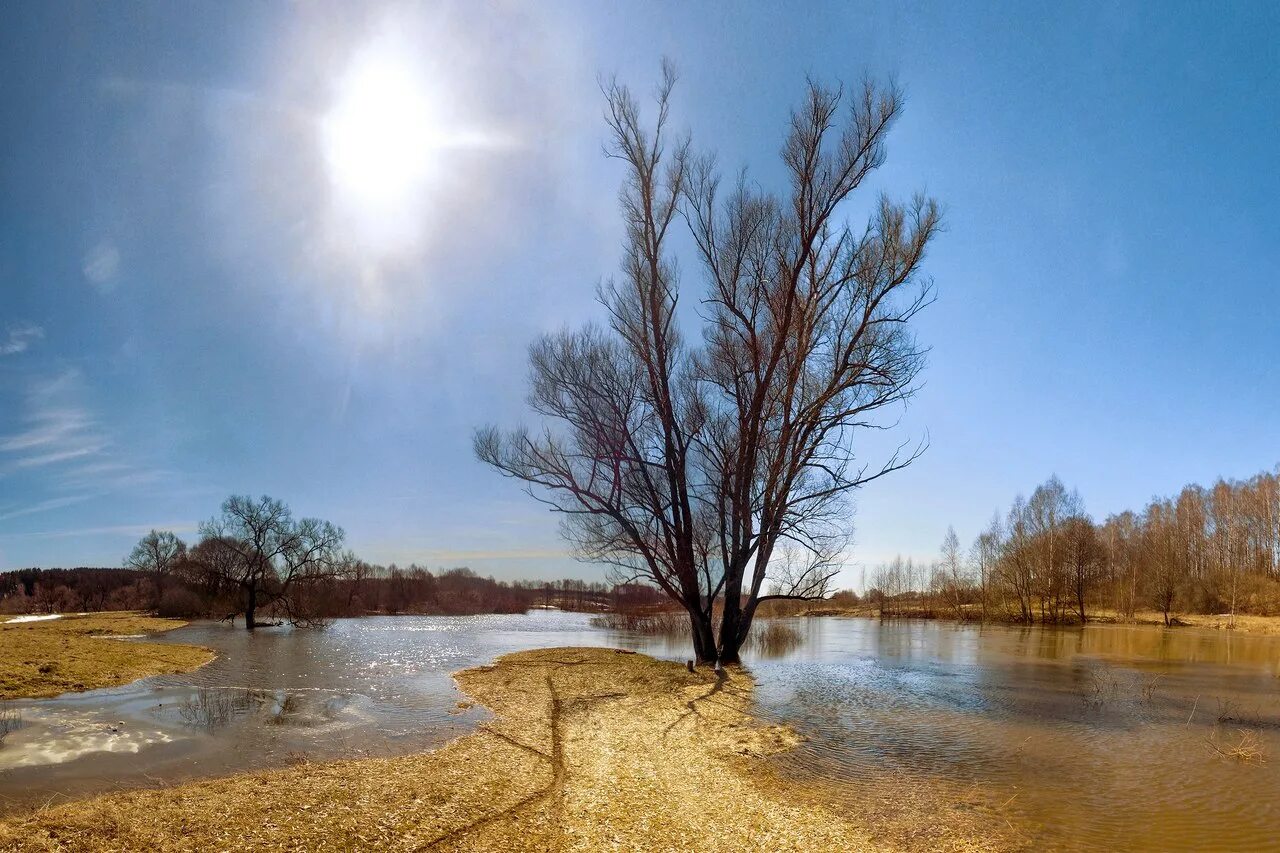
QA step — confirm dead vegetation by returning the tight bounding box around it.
[1079,668,1120,710]
[1206,727,1267,765]
[590,608,688,635]
[743,621,803,656]
[0,648,908,852]
[0,703,19,746]
[0,612,214,700]
[591,609,804,657]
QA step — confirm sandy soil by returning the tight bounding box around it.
[0,647,937,852]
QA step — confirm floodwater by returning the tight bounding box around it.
[750,619,1280,852]
[2,614,1278,851]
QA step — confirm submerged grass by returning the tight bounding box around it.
[743,621,803,656]
[589,608,688,634]
[0,648,904,852]
[590,610,805,656]
[0,612,214,700]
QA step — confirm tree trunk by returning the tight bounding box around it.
[717,609,746,666]
[688,609,716,664]
[245,585,257,631]
[718,630,744,666]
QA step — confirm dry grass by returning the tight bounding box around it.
[591,610,805,658]
[787,605,1280,636]
[1173,613,1280,635]
[589,608,688,635]
[743,621,803,656]
[0,648,903,852]
[1206,727,1268,765]
[0,612,214,700]
[0,703,19,745]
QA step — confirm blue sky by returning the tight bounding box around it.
[2,2,1277,585]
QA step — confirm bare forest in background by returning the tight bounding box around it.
[867,465,1280,625]
[0,495,669,625]
[8,465,1278,630]
[0,563,667,622]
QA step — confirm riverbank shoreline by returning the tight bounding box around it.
[0,647,936,852]
[786,606,1280,635]
[0,613,214,701]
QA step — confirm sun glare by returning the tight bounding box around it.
[321,44,442,254]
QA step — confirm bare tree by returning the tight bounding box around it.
[970,514,1002,622]
[477,65,939,664]
[125,530,187,610]
[1143,499,1181,626]
[1000,496,1035,623]
[940,526,965,618]
[1063,514,1103,623]
[196,495,346,630]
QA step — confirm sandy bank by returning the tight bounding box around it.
[0,613,214,701]
[0,647,895,852]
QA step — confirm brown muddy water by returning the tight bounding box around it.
[2,613,1277,851]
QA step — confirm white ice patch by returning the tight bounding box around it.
[4,614,62,624]
[0,709,176,769]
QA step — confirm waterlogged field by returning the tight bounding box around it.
[2,613,1278,851]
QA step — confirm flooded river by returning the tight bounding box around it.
[2,613,1278,850]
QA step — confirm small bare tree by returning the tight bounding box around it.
[477,64,939,664]
[125,530,187,611]
[1063,514,1103,623]
[1142,500,1181,626]
[940,526,965,618]
[970,514,1002,622]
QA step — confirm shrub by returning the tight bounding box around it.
[158,586,209,619]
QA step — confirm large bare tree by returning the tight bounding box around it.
[477,65,940,663]
[196,495,346,630]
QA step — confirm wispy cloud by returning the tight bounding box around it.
[0,495,94,523]
[408,548,568,562]
[82,241,121,293]
[0,322,44,356]
[0,522,198,541]
[0,370,163,515]
[0,371,105,470]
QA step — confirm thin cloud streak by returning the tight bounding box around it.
[0,322,44,356]
[0,522,199,540]
[0,494,94,523]
[0,369,165,494]
[408,548,569,562]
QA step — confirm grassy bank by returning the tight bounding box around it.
[0,647,927,852]
[0,612,214,700]
[791,605,1280,635]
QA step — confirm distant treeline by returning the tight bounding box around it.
[870,465,1280,625]
[0,564,666,620]
[0,495,670,628]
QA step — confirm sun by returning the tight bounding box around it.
[321,42,442,254]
